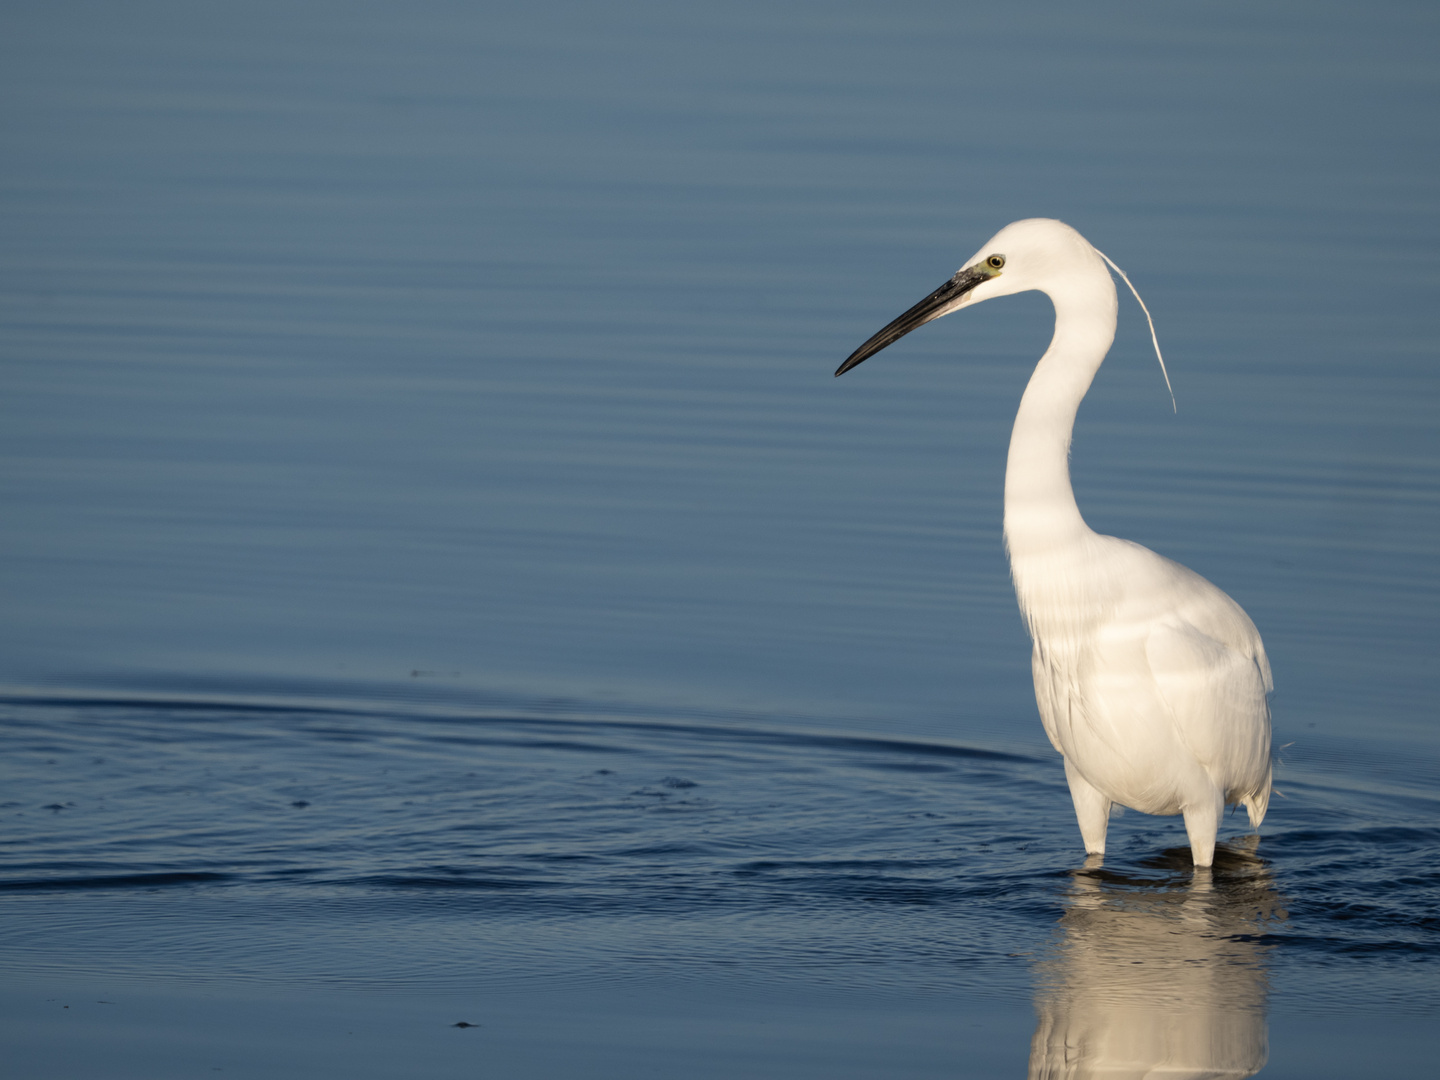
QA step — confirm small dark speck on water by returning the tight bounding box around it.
[452,1022,479,1029]
[661,776,698,789]
[291,801,310,808]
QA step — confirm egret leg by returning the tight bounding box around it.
[1182,787,1225,868]
[1063,758,1110,856]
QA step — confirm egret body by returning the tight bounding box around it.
[836,219,1272,867]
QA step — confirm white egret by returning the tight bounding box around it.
[836,218,1272,867]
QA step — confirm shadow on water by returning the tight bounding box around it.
[1029,840,1284,1079]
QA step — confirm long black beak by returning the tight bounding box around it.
[834,264,992,377]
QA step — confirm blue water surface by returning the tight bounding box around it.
[1,2,1437,1076]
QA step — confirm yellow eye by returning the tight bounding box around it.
[987,255,1005,270]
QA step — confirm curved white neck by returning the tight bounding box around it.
[1003,271,1117,564]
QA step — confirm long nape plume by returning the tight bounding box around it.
[1093,247,1176,413]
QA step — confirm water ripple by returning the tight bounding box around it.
[0,690,1436,1010]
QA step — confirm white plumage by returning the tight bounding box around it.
[836,218,1272,867]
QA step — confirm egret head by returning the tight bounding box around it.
[835,218,1107,377]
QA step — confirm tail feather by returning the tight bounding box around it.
[1242,763,1273,828]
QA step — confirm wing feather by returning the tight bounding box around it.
[1144,621,1271,807]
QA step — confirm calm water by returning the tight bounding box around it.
[2,1,1438,1076]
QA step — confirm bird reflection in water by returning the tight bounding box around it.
[1029,840,1285,1079]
